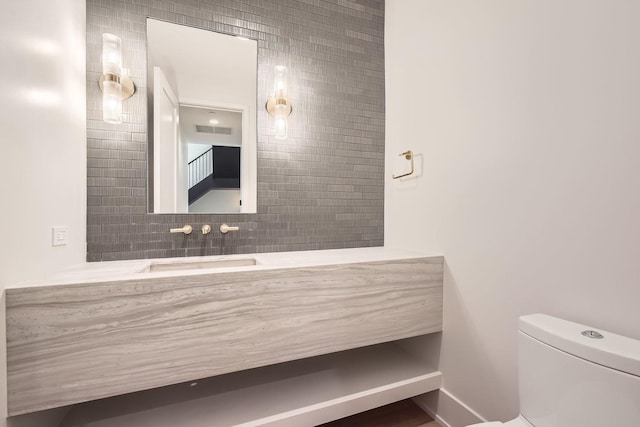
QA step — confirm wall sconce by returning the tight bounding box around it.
[99,33,135,124]
[265,65,292,139]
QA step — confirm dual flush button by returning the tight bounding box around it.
[581,330,604,339]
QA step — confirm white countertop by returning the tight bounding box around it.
[8,247,442,289]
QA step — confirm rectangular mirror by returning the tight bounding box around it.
[146,18,257,214]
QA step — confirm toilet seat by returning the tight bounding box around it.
[467,415,534,427]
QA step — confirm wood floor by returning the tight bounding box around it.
[317,399,438,427]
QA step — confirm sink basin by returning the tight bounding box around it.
[145,258,257,273]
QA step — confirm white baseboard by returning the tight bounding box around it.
[413,388,487,427]
[412,393,450,427]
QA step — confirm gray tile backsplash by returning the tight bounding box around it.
[86,0,385,261]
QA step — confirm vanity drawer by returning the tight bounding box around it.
[6,257,443,415]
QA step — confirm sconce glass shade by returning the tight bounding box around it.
[102,33,122,76]
[102,80,122,124]
[274,66,289,138]
[102,33,123,124]
[266,65,291,139]
[273,65,288,99]
[274,117,288,139]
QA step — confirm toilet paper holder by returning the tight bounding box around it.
[392,150,414,179]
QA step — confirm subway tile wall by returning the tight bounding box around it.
[87,0,385,261]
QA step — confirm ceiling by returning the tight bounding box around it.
[179,106,242,146]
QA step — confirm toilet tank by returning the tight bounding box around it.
[518,314,640,427]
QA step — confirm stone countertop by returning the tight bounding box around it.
[8,247,443,289]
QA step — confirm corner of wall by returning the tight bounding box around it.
[413,389,486,427]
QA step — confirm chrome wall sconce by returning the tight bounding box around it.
[265,65,292,139]
[99,33,136,124]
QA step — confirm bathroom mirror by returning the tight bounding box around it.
[146,18,257,214]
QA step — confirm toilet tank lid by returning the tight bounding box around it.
[519,314,640,378]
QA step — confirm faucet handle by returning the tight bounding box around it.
[219,224,239,234]
[170,225,193,235]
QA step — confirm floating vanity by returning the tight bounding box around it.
[6,248,444,426]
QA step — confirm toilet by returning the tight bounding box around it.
[467,314,640,427]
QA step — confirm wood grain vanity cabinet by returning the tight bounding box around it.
[6,257,444,420]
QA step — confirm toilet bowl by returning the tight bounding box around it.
[466,314,640,427]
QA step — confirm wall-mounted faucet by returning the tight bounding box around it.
[219,224,239,234]
[201,225,212,235]
[170,225,193,235]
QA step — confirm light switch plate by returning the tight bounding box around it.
[52,226,69,247]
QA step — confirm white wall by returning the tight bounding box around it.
[385,0,640,424]
[0,0,86,425]
[0,0,86,286]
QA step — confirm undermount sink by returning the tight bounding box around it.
[144,258,258,273]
